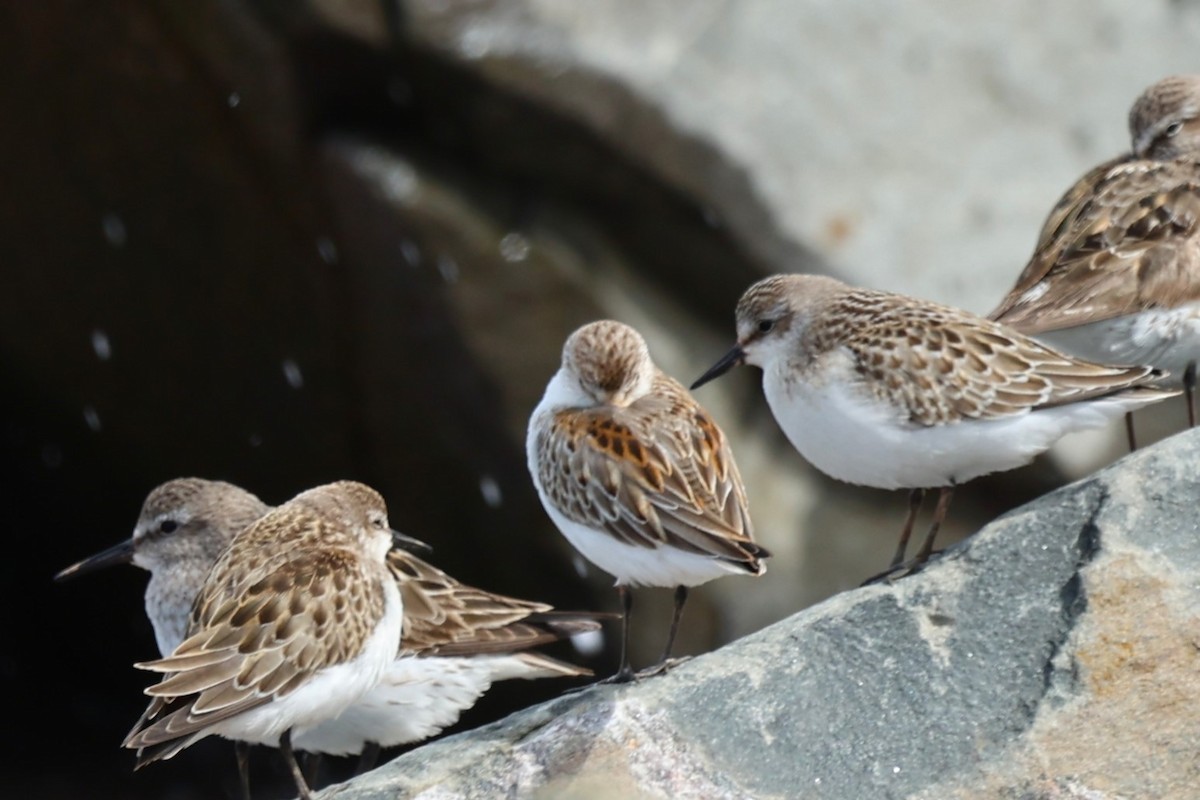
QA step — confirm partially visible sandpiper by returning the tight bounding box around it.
[990,75,1200,447]
[55,478,270,655]
[527,320,768,681]
[121,481,412,800]
[692,274,1176,577]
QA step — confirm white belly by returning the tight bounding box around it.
[293,654,538,754]
[206,580,403,748]
[539,502,749,588]
[761,357,1158,489]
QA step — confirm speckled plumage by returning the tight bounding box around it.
[123,480,403,800]
[527,320,767,678]
[65,478,598,766]
[528,321,764,583]
[736,275,1170,430]
[990,157,1200,335]
[389,549,602,658]
[990,76,1200,406]
[693,273,1176,573]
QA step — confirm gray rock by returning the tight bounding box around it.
[398,0,1200,315]
[324,428,1200,800]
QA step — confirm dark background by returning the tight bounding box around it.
[0,2,787,797]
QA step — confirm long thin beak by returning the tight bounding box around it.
[690,344,746,390]
[54,539,136,582]
[391,529,432,555]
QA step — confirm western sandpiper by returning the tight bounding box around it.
[692,274,1176,575]
[990,75,1200,446]
[122,480,414,800]
[59,478,601,791]
[527,320,768,681]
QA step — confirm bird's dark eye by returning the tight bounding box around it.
[757,319,775,334]
[159,520,178,534]
[1166,121,1184,137]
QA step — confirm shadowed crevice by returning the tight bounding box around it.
[1040,482,1107,702]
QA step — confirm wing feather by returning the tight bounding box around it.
[834,289,1169,426]
[388,551,609,657]
[124,546,385,756]
[992,157,1200,330]
[535,374,764,571]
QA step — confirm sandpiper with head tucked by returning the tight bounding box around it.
[990,75,1200,446]
[527,320,768,681]
[692,274,1176,576]
[122,480,412,800]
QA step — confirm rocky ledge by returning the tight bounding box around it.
[325,429,1200,800]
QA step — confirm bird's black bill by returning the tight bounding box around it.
[690,345,746,390]
[391,529,433,555]
[54,538,136,582]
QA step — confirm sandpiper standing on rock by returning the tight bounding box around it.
[528,320,768,681]
[692,274,1176,576]
[59,478,602,794]
[990,75,1200,447]
[122,481,413,800]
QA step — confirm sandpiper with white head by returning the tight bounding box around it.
[693,274,1176,576]
[990,74,1200,446]
[527,320,768,681]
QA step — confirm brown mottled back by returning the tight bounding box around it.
[807,285,1165,426]
[991,159,1200,331]
[991,75,1200,332]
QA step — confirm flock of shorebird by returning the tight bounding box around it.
[58,74,1200,798]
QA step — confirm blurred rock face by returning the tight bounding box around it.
[8,1,1200,797]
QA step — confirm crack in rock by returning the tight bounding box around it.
[1039,483,1107,704]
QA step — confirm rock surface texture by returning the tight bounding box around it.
[326,429,1200,800]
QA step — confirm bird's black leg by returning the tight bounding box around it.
[357,742,381,774]
[889,488,925,569]
[913,484,955,566]
[659,585,689,666]
[1185,361,1196,428]
[234,741,251,800]
[278,729,313,800]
